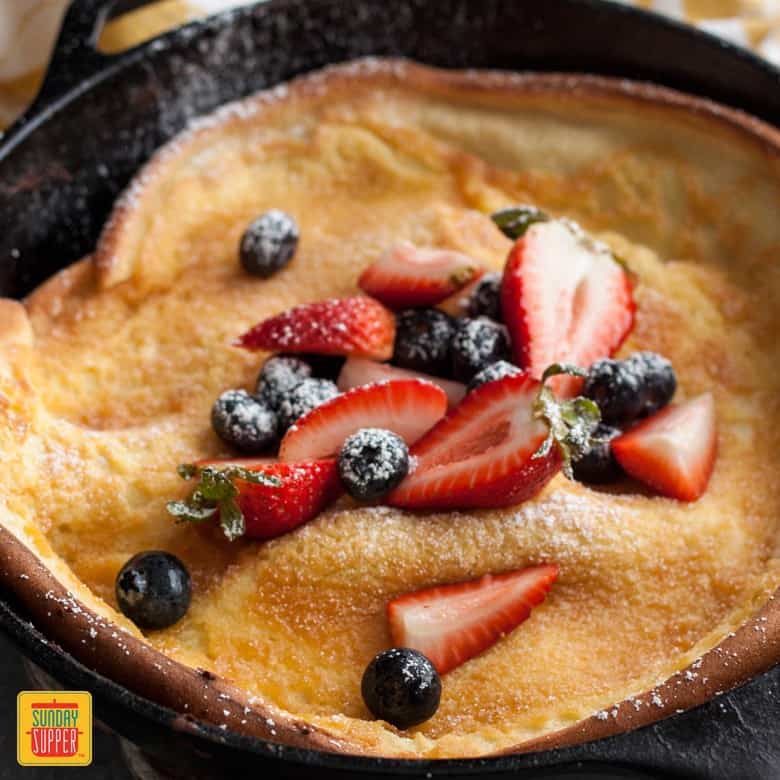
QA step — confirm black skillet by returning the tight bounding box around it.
[0,1,778,777]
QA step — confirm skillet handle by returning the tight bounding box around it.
[31,0,151,110]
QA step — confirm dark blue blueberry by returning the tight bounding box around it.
[451,317,511,382]
[467,359,522,392]
[584,352,676,426]
[278,378,339,432]
[239,209,299,277]
[338,428,409,502]
[211,389,277,453]
[629,352,677,417]
[361,648,441,729]
[572,424,623,484]
[466,272,502,321]
[115,551,191,630]
[392,309,455,377]
[255,355,312,410]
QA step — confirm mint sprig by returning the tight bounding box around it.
[491,206,549,239]
[532,364,601,479]
[166,463,281,541]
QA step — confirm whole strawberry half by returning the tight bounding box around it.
[612,392,717,501]
[279,379,447,462]
[387,367,600,511]
[168,458,342,541]
[235,296,395,360]
[501,219,634,386]
[337,357,467,408]
[388,564,559,675]
[359,242,483,309]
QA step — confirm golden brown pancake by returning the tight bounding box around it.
[0,59,778,758]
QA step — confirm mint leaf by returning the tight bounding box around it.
[532,365,601,479]
[168,462,281,541]
[491,206,549,239]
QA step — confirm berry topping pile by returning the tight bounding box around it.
[149,205,720,728]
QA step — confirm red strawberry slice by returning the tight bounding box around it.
[612,393,717,501]
[501,220,634,385]
[279,379,447,462]
[387,372,559,510]
[235,296,395,360]
[178,458,342,540]
[388,564,559,674]
[337,357,466,408]
[358,242,483,309]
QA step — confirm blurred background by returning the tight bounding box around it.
[0,0,779,129]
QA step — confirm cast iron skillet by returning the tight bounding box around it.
[0,1,779,777]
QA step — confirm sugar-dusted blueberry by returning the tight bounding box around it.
[584,352,676,426]
[255,355,312,410]
[211,389,278,453]
[278,378,339,432]
[467,359,522,392]
[338,428,409,502]
[392,308,455,377]
[572,423,623,484]
[451,317,511,382]
[466,272,502,321]
[115,551,191,630]
[239,209,299,277]
[629,351,677,417]
[361,647,441,729]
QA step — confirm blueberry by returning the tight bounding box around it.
[584,352,676,426]
[300,353,347,382]
[451,317,511,382]
[392,309,455,377]
[572,423,623,484]
[361,648,441,729]
[629,352,677,417]
[115,551,191,630]
[278,378,339,432]
[239,209,299,277]
[211,389,278,453]
[255,355,312,410]
[338,428,409,501]
[466,272,502,321]
[467,359,522,392]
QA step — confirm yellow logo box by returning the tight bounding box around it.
[17,691,92,767]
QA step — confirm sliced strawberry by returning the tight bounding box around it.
[337,357,466,408]
[358,242,483,309]
[235,296,395,360]
[279,379,447,462]
[612,393,717,501]
[387,372,558,510]
[501,220,634,386]
[168,459,342,541]
[388,564,559,674]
